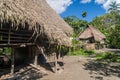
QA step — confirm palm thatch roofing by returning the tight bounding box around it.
[0,0,73,47]
[78,25,106,42]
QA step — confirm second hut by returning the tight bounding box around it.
[78,25,106,50]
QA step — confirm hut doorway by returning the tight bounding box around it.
[14,47,30,66]
[0,47,32,69]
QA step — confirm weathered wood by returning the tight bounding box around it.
[34,53,38,66]
[0,27,34,44]
[0,39,28,43]
[0,28,33,33]
[28,46,32,60]
[8,27,11,44]
[58,48,60,60]
[61,49,64,60]
[11,48,14,75]
[103,44,106,49]
[0,43,35,47]
[0,31,32,37]
[29,64,47,74]
[2,36,29,40]
[34,47,38,67]
[54,52,57,73]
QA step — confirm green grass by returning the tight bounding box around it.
[68,49,95,56]
[96,52,120,63]
[68,48,120,63]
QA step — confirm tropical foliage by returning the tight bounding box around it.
[88,1,120,48]
[64,11,120,49]
[64,16,87,36]
[108,1,120,13]
[0,47,11,55]
[64,1,120,57]
[82,11,87,18]
[89,12,120,48]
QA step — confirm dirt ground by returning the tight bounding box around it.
[41,56,120,80]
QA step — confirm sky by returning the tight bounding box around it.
[46,0,120,22]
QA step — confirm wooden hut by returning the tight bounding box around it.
[78,25,106,50]
[0,0,73,77]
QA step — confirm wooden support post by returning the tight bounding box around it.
[61,48,64,70]
[58,46,61,59]
[11,48,14,75]
[103,44,106,49]
[8,26,11,44]
[54,52,57,73]
[61,48,64,60]
[68,47,71,56]
[28,47,31,59]
[34,53,38,66]
[34,47,38,67]
[58,49,60,60]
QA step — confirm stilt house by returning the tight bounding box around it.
[0,0,73,77]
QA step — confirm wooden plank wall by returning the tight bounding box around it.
[0,28,34,44]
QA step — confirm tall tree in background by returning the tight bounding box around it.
[64,16,87,36]
[89,1,120,49]
[108,1,120,13]
[108,23,120,48]
[82,11,87,18]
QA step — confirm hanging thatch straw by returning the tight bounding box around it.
[0,0,73,47]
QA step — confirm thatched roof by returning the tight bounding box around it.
[78,25,106,42]
[0,0,73,47]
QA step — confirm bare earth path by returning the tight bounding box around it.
[41,56,120,80]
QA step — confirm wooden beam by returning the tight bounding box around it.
[34,47,38,67]
[0,28,33,33]
[0,39,28,42]
[58,48,61,60]
[34,53,38,66]
[2,36,29,40]
[11,48,14,75]
[54,52,57,73]
[0,31,32,37]
[0,43,35,47]
[29,64,47,74]
[8,26,11,44]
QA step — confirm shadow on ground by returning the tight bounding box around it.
[83,59,120,79]
[40,61,64,73]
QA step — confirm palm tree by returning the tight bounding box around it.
[82,11,87,18]
[108,1,120,13]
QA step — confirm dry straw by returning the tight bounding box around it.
[0,0,73,47]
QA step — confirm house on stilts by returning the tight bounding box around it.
[78,25,106,50]
[0,0,73,79]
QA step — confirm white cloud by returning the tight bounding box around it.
[95,0,120,12]
[46,0,73,14]
[95,0,105,4]
[103,0,112,10]
[80,0,91,4]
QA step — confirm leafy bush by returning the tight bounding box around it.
[4,47,11,54]
[0,47,11,55]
